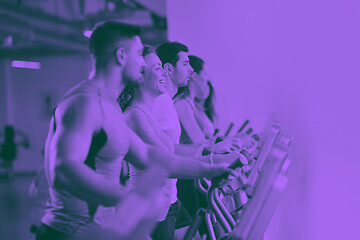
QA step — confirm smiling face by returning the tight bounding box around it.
[172,52,194,87]
[122,36,146,86]
[142,52,167,95]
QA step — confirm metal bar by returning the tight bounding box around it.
[247,126,280,186]
[183,208,206,240]
[224,122,234,137]
[213,188,236,229]
[0,21,87,52]
[195,178,209,196]
[208,188,232,233]
[232,147,288,239]
[247,174,288,240]
[0,2,82,35]
[205,212,217,240]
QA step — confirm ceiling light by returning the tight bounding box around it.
[11,60,41,70]
[83,30,92,38]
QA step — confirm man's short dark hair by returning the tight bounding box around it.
[156,41,188,68]
[89,21,141,71]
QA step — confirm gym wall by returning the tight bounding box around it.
[0,55,90,172]
[166,0,360,239]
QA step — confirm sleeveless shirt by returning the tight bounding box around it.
[125,105,178,221]
[42,80,129,236]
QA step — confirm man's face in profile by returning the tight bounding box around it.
[122,36,146,87]
[172,52,193,87]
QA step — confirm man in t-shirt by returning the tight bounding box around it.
[154,42,241,153]
[153,42,244,238]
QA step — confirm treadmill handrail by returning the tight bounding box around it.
[232,146,288,239]
[247,126,280,186]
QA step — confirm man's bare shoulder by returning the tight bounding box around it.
[55,93,102,131]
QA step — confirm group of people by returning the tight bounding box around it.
[36,21,254,240]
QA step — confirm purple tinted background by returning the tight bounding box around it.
[0,56,91,172]
[166,0,360,239]
[0,0,359,239]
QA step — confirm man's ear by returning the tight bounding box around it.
[115,48,126,66]
[164,63,174,77]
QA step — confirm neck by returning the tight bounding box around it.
[194,98,205,110]
[167,77,179,99]
[189,89,196,101]
[131,87,158,112]
[91,67,125,101]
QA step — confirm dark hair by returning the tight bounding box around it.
[173,86,190,101]
[118,45,156,112]
[156,41,188,68]
[188,55,205,74]
[204,82,217,123]
[194,81,217,123]
[89,21,141,71]
[117,85,135,113]
[142,45,155,57]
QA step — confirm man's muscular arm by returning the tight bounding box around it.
[48,96,126,207]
